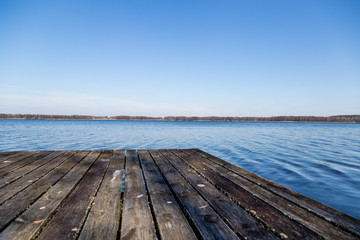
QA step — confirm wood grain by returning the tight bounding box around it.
[184,149,356,239]
[36,150,112,240]
[0,151,70,202]
[120,150,157,240]
[0,151,52,178]
[138,150,197,240]
[150,150,239,240]
[0,149,358,240]
[0,151,99,240]
[79,150,124,240]
[194,148,360,238]
[0,152,38,169]
[0,151,89,231]
[172,149,322,240]
[161,149,279,240]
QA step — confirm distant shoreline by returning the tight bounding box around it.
[1,114,359,123]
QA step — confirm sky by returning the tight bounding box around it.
[0,0,359,117]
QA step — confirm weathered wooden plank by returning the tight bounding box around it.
[78,150,125,240]
[36,150,112,240]
[180,149,358,240]
[0,149,358,240]
[160,149,279,240]
[0,152,32,168]
[0,151,89,231]
[0,151,51,177]
[0,151,16,158]
[0,151,72,204]
[194,148,360,238]
[0,151,27,160]
[0,151,100,240]
[0,152,39,170]
[120,150,157,240]
[138,150,197,240]
[0,151,64,189]
[149,150,239,240]
[172,149,322,240]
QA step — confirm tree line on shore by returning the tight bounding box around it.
[1,113,359,123]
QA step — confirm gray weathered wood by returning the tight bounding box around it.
[150,150,239,240]
[36,150,112,240]
[194,148,360,238]
[0,151,89,231]
[172,149,322,240]
[1,149,359,240]
[0,151,100,240]
[78,150,125,240]
[0,152,16,158]
[0,151,72,204]
[120,150,157,240]
[184,149,356,240]
[0,151,64,189]
[0,152,37,169]
[138,150,197,240]
[160,149,279,240]
[0,151,52,177]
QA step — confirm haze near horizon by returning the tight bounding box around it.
[0,1,359,117]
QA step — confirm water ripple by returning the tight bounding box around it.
[1,119,360,219]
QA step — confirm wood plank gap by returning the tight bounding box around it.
[181,149,357,240]
[0,152,17,158]
[164,149,279,240]
[151,150,239,240]
[0,151,90,232]
[193,149,360,238]
[35,150,112,240]
[139,150,198,240]
[0,151,64,190]
[120,150,157,240]
[30,150,99,239]
[0,151,75,205]
[116,150,127,240]
[172,149,322,240]
[78,150,124,240]
[0,151,100,240]
[161,150,245,239]
[189,149,358,239]
[0,151,53,178]
[137,151,162,240]
[147,150,204,240]
[74,150,116,240]
[0,152,38,169]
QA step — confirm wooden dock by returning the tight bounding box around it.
[0,149,359,240]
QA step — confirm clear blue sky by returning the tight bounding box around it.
[1,0,359,117]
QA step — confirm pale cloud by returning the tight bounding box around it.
[0,89,216,117]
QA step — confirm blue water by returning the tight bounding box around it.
[1,119,359,219]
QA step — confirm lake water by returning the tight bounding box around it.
[1,119,359,219]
